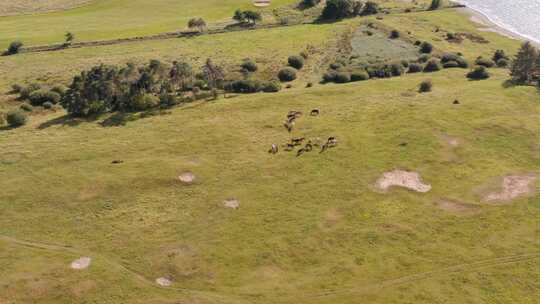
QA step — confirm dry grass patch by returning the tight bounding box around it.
[482,175,539,204]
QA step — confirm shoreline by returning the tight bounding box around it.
[451,1,540,47]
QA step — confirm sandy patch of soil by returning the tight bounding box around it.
[70,257,91,270]
[375,170,432,193]
[0,0,94,16]
[178,171,196,184]
[223,198,240,209]
[436,199,480,215]
[155,277,172,287]
[483,175,539,204]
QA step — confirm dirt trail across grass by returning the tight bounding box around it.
[0,235,250,304]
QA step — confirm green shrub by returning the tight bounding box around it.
[130,94,160,111]
[20,103,34,112]
[334,72,351,83]
[418,54,431,63]
[43,102,54,109]
[496,58,510,68]
[6,110,27,127]
[329,62,343,70]
[420,41,433,54]
[408,63,423,73]
[423,59,442,72]
[227,79,262,93]
[28,90,61,106]
[262,81,281,93]
[288,55,305,70]
[350,70,369,81]
[389,30,400,39]
[321,0,357,20]
[390,63,405,76]
[419,80,433,93]
[323,71,337,83]
[278,67,297,82]
[18,83,41,100]
[475,57,495,68]
[443,60,460,68]
[6,41,23,55]
[467,66,490,80]
[401,60,410,68]
[241,60,258,72]
[50,85,67,96]
[361,1,379,15]
[492,49,509,63]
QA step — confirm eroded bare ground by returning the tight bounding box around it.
[178,172,196,184]
[70,257,92,270]
[483,174,539,204]
[436,199,480,215]
[375,170,432,193]
[155,277,172,287]
[223,198,240,209]
[0,0,93,16]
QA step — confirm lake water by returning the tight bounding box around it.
[454,0,540,44]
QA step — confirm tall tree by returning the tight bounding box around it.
[202,59,224,89]
[170,61,193,92]
[510,41,538,84]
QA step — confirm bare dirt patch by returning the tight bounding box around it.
[178,171,196,184]
[375,170,432,193]
[70,257,91,270]
[0,0,94,16]
[155,277,172,287]
[436,199,480,215]
[439,133,460,147]
[223,198,240,209]
[483,175,539,204]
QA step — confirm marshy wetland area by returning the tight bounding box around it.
[0,0,539,303]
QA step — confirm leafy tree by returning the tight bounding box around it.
[170,61,193,91]
[361,1,379,15]
[510,41,538,84]
[429,0,442,10]
[65,32,75,45]
[244,10,262,24]
[202,59,225,89]
[321,0,356,20]
[188,18,206,32]
[6,41,23,55]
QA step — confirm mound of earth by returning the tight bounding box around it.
[178,172,196,184]
[155,277,172,287]
[375,169,432,193]
[70,257,92,270]
[0,0,94,16]
[436,199,480,215]
[483,175,539,204]
[223,198,240,209]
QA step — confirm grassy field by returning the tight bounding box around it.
[0,0,297,47]
[1,2,539,304]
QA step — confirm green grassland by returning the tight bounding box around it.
[1,2,539,304]
[0,0,297,47]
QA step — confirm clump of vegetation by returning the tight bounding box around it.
[241,59,258,73]
[262,81,282,92]
[64,32,75,46]
[389,30,400,39]
[18,83,41,100]
[4,41,23,55]
[278,67,297,82]
[334,72,351,83]
[301,0,321,8]
[419,80,433,93]
[467,66,490,80]
[28,89,61,106]
[429,0,442,10]
[492,49,509,63]
[441,53,469,69]
[6,110,27,127]
[288,55,305,70]
[408,63,423,73]
[233,9,262,25]
[510,42,538,84]
[20,103,34,112]
[321,0,363,20]
[361,1,379,16]
[188,18,207,32]
[420,41,433,54]
[351,70,369,81]
[423,59,442,72]
[475,57,495,68]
